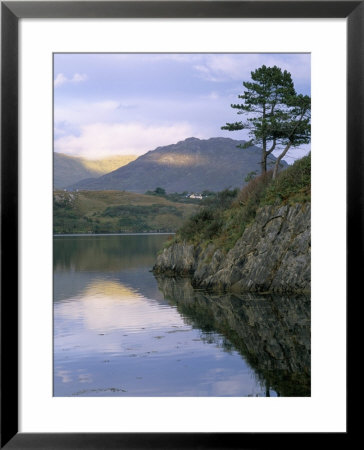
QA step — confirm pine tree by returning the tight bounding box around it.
[221,65,311,178]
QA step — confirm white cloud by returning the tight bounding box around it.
[54,72,88,87]
[206,91,219,100]
[54,126,67,137]
[53,96,227,140]
[54,121,201,158]
[54,100,134,126]
[72,73,87,82]
[194,54,261,82]
[54,73,68,87]
[194,54,310,86]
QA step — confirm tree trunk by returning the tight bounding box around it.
[272,142,292,180]
[261,105,267,174]
[261,138,267,174]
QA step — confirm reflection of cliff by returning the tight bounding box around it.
[156,276,311,396]
[54,234,171,272]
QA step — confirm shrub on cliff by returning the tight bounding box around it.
[261,153,311,205]
[178,189,238,242]
[175,154,310,250]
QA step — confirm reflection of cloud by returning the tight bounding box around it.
[78,373,93,383]
[210,372,261,396]
[56,280,184,332]
[54,122,196,158]
[56,369,73,383]
[83,280,138,300]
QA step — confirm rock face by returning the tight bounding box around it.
[154,203,310,293]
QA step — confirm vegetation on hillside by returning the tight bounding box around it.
[174,154,310,252]
[53,190,198,234]
[144,187,204,204]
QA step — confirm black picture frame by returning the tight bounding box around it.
[1,1,357,448]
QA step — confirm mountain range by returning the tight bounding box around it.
[54,153,137,188]
[65,137,286,193]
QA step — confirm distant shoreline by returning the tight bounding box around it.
[53,232,175,237]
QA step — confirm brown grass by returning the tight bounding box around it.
[235,170,273,207]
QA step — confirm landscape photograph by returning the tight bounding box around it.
[53,53,311,397]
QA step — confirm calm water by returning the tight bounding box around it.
[54,234,310,397]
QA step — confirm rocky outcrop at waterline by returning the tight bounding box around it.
[155,276,311,396]
[153,203,310,294]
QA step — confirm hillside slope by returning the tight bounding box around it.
[54,153,136,188]
[54,190,198,234]
[68,137,286,193]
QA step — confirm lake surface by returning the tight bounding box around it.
[54,234,310,397]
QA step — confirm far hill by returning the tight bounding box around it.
[68,137,286,193]
[53,190,198,234]
[54,153,137,189]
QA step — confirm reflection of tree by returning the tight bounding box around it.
[155,276,311,397]
[53,234,171,272]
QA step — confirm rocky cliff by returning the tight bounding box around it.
[154,203,310,294]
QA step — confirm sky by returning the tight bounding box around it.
[54,53,311,163]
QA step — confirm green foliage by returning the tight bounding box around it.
[178,189,238,243]
[244,171,258,183]
[222,65,296,143]
[261,153,311,205]
[179,209,218,242]
[201,188,239,209]
[154,187,166,195]
[145,190,200,204]
[213,172,273,251]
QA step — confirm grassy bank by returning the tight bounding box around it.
[174,154,311,252]
[54,190,199,234]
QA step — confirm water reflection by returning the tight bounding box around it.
[54,234,310,397]
[56,279,184,333]
[155,276,311,397]
[54,234,169,272]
